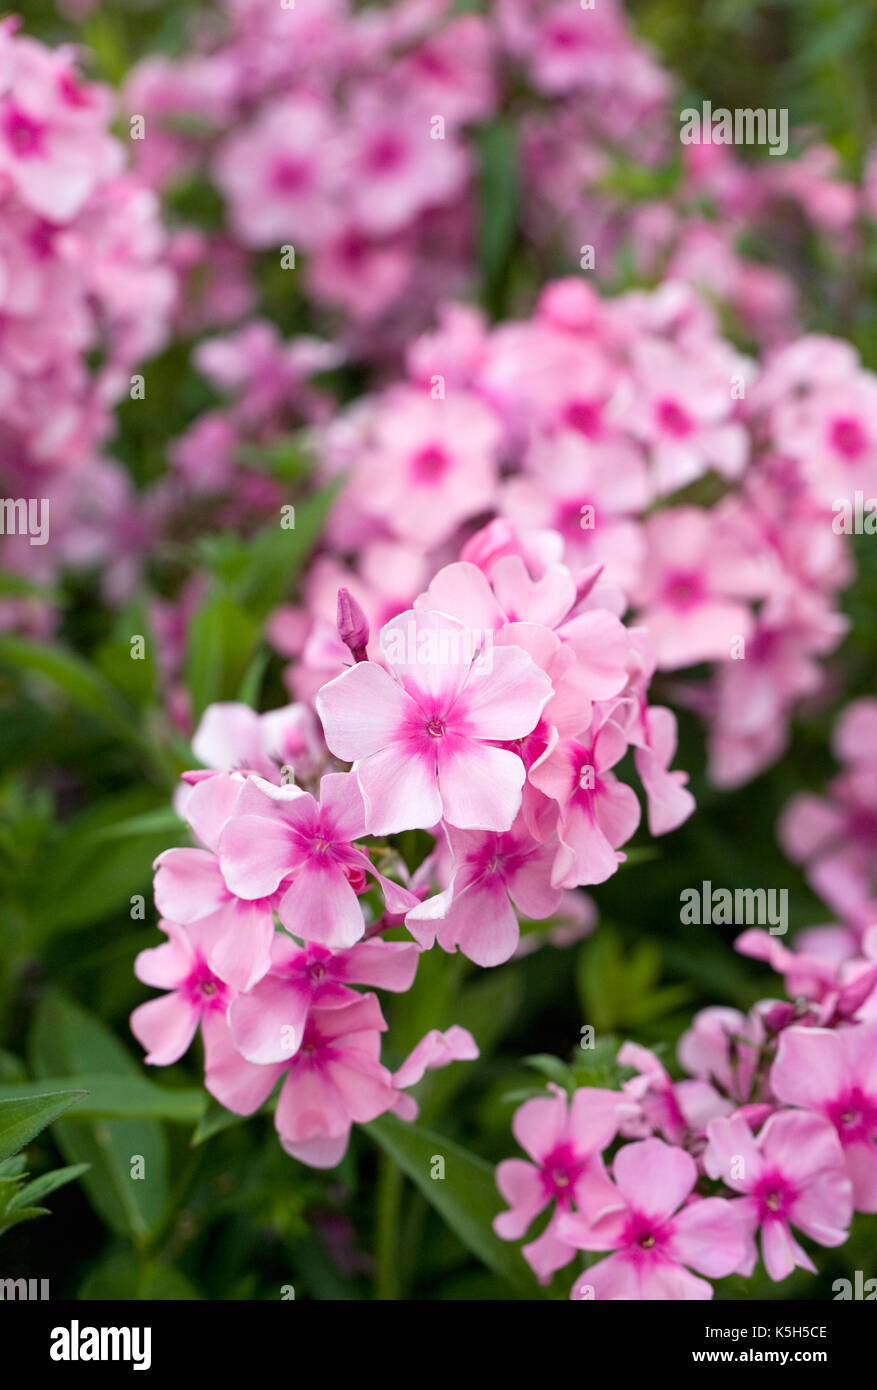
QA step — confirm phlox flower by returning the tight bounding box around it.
[349,389,501,547]
[558,1137,745,1300]
[618,1041,731,1143]
[316,608,553,835]
[131,919,233,1066]
[218,772,418,948]
[493,1084,630,1283]
[405,814,562,966]
[206,994,476,1169]
[529,711,641,886]
[704,1110,852,1280]
[771,1024,877,1212]
[632,508,759,670]
[228,936,420,1063]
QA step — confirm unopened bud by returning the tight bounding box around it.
[337,586,370,662]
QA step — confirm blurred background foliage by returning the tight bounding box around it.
[1,0,876,1299]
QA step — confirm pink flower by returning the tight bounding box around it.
[632,508,759,670]
[770,1025,877,1211]
[736,929,877,1026]
[316,609,553,835]
[677,1006,766,1105]
[704,1111,852,1280]
[206,993,398,1169]
[153,844,283,993]
[342,92,469,237]
[213,95,340,248]
[405,814,561,966]
[529,713,641,886]
[228,936,420,1063]
[391,1025,479,1117]
[617,338,749,492]
[349,388,501,547]
[632,705,695,835]
[618,1041,731,1143]
[206,995,476,1169]
[558,1137,746,1299]
[131,919,233,1066]
[493,1084,629,1283]
[218,772,417,948]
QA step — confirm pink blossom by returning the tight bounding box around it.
[558,1137,745,1299]
[218,772,417,947]
[316,608,553,835]
[405,815,562,966]
[494,1084,630,1283]
[771,1024,877,1211]
[529,713,641,886]
[131,919,233,1066]
[704,1111,852,1280]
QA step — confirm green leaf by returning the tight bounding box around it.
[524,1054,576,1090]
[0,1090,86,1162]
[7,1162,90,1211]
[95,600,158,709]
[367,1114,544,1296]
[0,636,138,741]
[29,994,170,1243]
[0,570,58,602]
[184,593,261,721]
[477,120,518,314]
[190,1097,247,1147]
[27,788,184,937]
[78,1248,200,1300]
[0,1076,205,1123]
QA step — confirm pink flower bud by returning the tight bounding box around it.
[336,586,370,662]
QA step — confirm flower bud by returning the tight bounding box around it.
[336,586,370,662]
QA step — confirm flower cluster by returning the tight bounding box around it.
[133,525,693,1162]
[121,0,872,350]
[495,922,877,1298]
[0,18,174,627]
[269,278,859,787]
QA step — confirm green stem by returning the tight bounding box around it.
[375,1153,403,1300]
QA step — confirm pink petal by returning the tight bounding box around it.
[356,743,444,835]
[613,1138,696,1221]
[229,975,311,1063]
[130,993,200,1066]
[770,1027,843,1110]
[668,1196,746,1277]
[316,660,414,761]
[437,740,525,831]
[277,859,366,948]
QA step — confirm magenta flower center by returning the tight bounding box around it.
[270,155,313,195]
[183,960,228,1012]
[540,1143,587,1203]
[827,1086,877,1144]
[411,444,451,484]
[753,1168,797,1222]
[830,415,867,460]
[557,497,597,539]
[622,1211,670,1258]
[564,398,603,440]
[427,717,445,738]
[367,134,407,174]
[3,105,45,157]
[656,398,694,438]
[662,569,706,610]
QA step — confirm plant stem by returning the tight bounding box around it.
[375,1153,403,1300]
